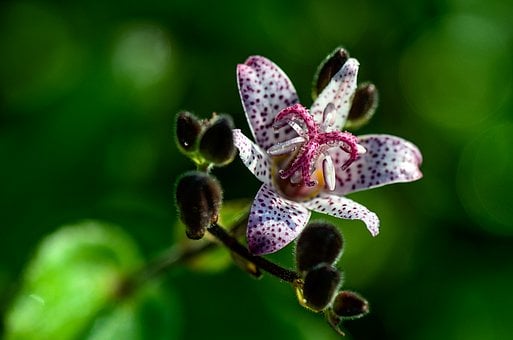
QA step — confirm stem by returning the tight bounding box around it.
[117,214,301,298]
[207,223,301,283]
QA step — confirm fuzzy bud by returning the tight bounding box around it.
[296,221,343,273]
[312,47,350,100]
[346,83,379,129]
[175,171,223,240]
[332,290,369,319]
[176,111,203,152]
[302,263,341,312]
[199,114,236,166]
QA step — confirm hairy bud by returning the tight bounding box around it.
[199,114,236,166]
[176,111,203,152]
[302,263,341,312]
[175,171,223,240]
[312,47,350,100]
[332,290,369,319]
[296,221,343,273]
[346,83,379,129]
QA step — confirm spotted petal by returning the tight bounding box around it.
[237,56,299,150]
[330,134,423,195]
[233,129,272,185]
[248,184,311,255]
[310,58,359,131]
[303,194,379,236]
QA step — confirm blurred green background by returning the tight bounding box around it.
[1,0,512,339]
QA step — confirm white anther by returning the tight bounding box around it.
[288,120,307,137]
[267,136,307,156]
[356,144,366,154]
[322,154,336,191]
[321,103,336,131]
[290,170,302,184]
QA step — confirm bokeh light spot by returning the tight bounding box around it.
[400,14,512,131]
[457,122,513,235]
[111,23,173,90]
[0,2,83,111]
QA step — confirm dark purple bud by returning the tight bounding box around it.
[302,263,341,312]
[296,221,343,273]
[312,47,350,100]
[199,114,236,166]
[346,83,379,129]
[175,171,223,240]
[176,111,203,152]
[332,290,369,319]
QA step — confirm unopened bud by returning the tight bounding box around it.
[332,290,369,319]
[302,263,341,312]
[175,171,223,240]
[199,114,236,166]
[346,83,378,129]
[312,47,350,100]
[296,221,343,273]
[176,111,203,152]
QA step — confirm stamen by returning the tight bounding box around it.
[267,136,307,156]
[321,103,336,131]
[322,154,336,191]
[290,170,302,184]
[357,144,366,154]
[288,120,307,137]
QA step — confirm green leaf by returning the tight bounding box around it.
[5,220,181,340]
[85,283,182,340]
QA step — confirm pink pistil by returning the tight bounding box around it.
[273,104,361,188]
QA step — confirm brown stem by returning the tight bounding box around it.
[207,223,301,283]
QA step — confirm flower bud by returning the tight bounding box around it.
[176,111,203,152]
[332,290,369,319]
[346,83,379,129]
[312,47,350,100]
[295,221,343,273]
[199,114,236,166]
[175,171,223,240]
[302,263,341,312]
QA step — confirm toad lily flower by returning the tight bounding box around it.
[233,55,422,255]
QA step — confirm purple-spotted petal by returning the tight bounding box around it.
[237,56,299,150]
[310,58,359,131]
[233,129,272,185]
[330,134,423,195]
[303,194,379,236]
[248,184,311,255]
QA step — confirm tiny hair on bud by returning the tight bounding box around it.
[176,111,203,152]
[302,263,341,312]
[175,171,223,240]
[332,290,369,319]
[199,114,236,166]
[296,221,343,273]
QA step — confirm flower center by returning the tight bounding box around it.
[267,104,365,200]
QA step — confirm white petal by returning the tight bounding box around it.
[329,134,423,195]
[310,58,359,131]
[233,129,272,185]
[237,56,299,150]
[247,184,311,255]
[303,194,379,236]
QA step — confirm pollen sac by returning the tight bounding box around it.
[175,171,223,240]
[295,221,344,273]
[176,111,203,152]
[199,114,236,166]
[345,83,379,129]
[312,47,350,100]
[302,263,341,312]
[332,290,369,319]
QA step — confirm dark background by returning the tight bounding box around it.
[1,0,512,339]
